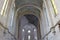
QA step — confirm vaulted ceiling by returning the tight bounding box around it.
[15,0,43,9]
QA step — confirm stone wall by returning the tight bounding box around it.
[43,0,60,40]
[0,25,15,40]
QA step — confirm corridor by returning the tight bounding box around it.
[18,14,40,40]
[0,0,60,40]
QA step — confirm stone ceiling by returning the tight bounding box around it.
[15,0,43,9]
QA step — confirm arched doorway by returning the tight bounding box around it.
[14,5,42,40]
[14,0,43,39]
[18,14,41,40]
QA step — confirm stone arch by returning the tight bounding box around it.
[18,14,41,40]
[14,5,43,40]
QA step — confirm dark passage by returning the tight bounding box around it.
[18,14,40,40]
[24,14,38,27]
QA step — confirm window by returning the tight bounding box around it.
[0,0,9,16]
[0,0,4,13]
[50,0,58,16]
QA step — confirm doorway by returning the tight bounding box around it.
[18,14,41,40]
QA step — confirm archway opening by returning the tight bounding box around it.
[18,14,41,40]
[24,14,38,27]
